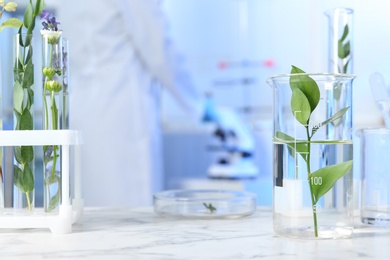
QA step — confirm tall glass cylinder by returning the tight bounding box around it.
[41,30,63,213]
[325,8,354,74]
[13,33,35,211]
[267,72,355,239]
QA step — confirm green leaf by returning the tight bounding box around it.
[21,146,34,163]
[4,2,17,12]
[13,146,34,164]
[27,17,35,35]
[13,81,24,114]
[338,41,350,59]
[17,30,26,47]
[19,108,33,130]
[48,188,60,212]
[311,107,349,136]
[343,59,350,74]
[344,42,351,56]
[310,160,353,204]
[340,24,349,42]
[34,0,45,17]
[274,131,309,161]
[23,3,33,29]
[27,88,34,108]
[14,146,23,165]
[45,174,61,212]
[13,165,24,190]
[25,46,33,64]
[0,17,23,30]
[291,88,311,125]
[22,163,34,193]
[14,49,24,73]
[290,66,320,112]
[24,33,33,48]
[22,60,34,89]
[320,107,349,128]
[13,163,34,193]
[338,24,350,60]
[13,109,21,130]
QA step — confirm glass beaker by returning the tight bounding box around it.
[267,72,355,239]
[357,128,390,227]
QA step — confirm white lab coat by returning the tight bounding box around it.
[58,0,200,206]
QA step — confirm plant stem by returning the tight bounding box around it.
[50,91,58,179]
[25,191,32,210]
[43,82,49,129]
[43,43,53,130]
[306,126,318,237]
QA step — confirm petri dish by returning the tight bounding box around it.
[153,189,257,219]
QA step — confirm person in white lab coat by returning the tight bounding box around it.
[58,0,201,206]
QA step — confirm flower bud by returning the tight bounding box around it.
[43,67,56,78]
[45,80,62,92]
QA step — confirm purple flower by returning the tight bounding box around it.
[40,10,60,31]
[40,10,51,20]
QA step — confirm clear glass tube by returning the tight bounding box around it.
[13,33,35,211]
[325,8,354,74]
[42,31,64,213]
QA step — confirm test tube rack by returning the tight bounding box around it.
[0,130,83,234]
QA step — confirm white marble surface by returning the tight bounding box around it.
[1,207,390,259]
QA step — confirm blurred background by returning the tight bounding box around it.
[158,0,388,206]
[1,0,389,207]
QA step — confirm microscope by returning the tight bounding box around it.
[204,102,259,179]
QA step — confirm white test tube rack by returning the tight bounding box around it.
[0,130,83,234]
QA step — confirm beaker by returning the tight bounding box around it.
[357,128,390,227]
[267,72,355,239]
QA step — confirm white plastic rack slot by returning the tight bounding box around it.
[0,130,83,234]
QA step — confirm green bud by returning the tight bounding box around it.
[48,36,60,45]
[45,80,62,92]
[43,67,56,78]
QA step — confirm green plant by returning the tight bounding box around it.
[203,203,217,213]
[275,65,353,237]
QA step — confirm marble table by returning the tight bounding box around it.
[1,207,390,259]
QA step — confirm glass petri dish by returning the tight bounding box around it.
[153,190,257,219]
